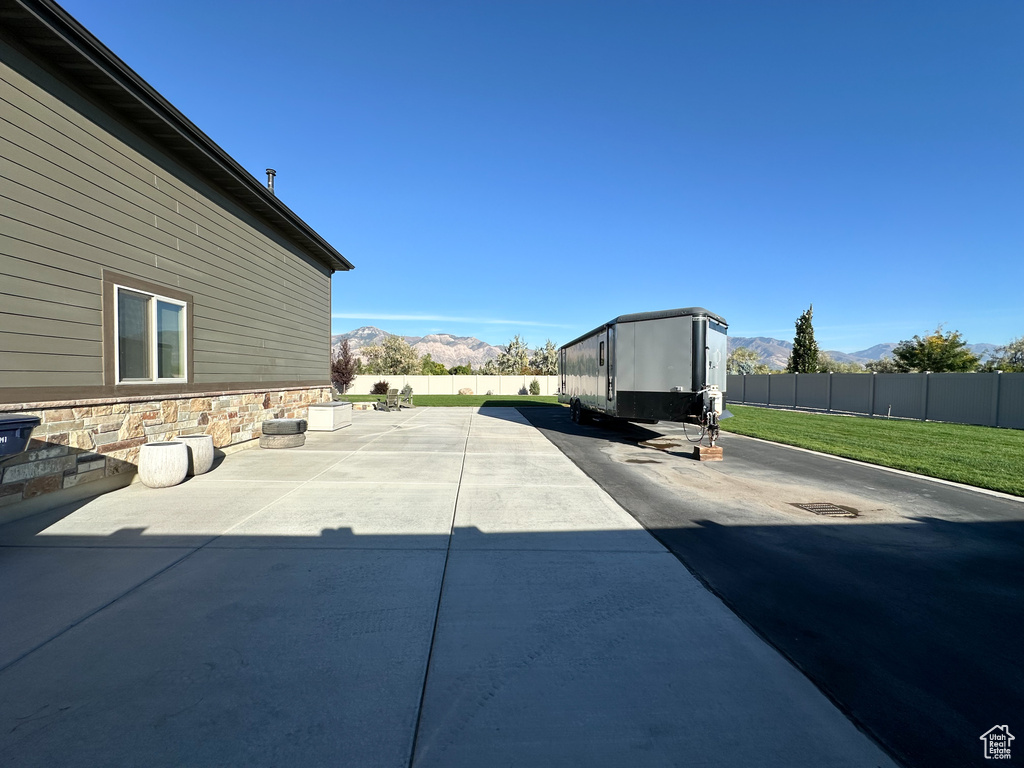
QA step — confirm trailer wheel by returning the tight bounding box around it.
[570,399,580,423]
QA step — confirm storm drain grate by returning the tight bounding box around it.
[796,502,856,517]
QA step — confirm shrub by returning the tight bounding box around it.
[458,387,474,396]
[518,386,529,395]
[529,379,541,395]
[370,380,390,395]
[401,384,413,399]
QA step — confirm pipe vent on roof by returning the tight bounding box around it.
[266,168,276,196]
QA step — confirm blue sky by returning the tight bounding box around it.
[61,0,1023,352]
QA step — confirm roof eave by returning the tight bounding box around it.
[2,0,353,273]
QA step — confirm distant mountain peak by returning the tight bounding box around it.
[331,327,504,368]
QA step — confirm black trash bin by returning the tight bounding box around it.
[0,414,42,457]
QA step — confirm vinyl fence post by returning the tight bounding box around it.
[869,372,877,416]
[991,371,1002,427]
[793,372,799,409]
[827,373,833,413]
[921,372,930,421]
[767,373,772,407]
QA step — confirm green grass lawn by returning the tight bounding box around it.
[720,404,1024,497]
[339,394,563,408]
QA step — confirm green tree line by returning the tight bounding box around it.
[728,304,1023,375]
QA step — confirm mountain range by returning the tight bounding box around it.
[332,326,999,370]
[728,337,999,370]
[331,327,504,368]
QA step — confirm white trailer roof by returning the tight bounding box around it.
[561,307,727,350]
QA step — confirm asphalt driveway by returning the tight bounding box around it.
[0,407,896,767]
[522,406,1024,768]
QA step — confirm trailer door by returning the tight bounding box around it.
[597,330,608,413]
[606,325,616,405]
[707,319,728,393]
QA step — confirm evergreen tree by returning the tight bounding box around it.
[787,305,819,373]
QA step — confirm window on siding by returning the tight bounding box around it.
[115,286,187,383]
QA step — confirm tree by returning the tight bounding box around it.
[420,353,448,375]
[787,305,819,373]
[891,326,979,372]
[529,339,559,375]
[865,356,899,373]
[497,334,530,375]
[478,359,498,375]
[987,336,1024,372]
[330,339,358,393]
[361,334,420,375]
[448,364,472,376]
[727,347,770,375]
[816,353,866,373]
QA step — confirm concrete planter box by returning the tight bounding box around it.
[308,401,353,431]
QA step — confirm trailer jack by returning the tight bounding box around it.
[694,387,724,461]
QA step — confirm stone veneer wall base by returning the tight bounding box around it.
[0,387,330,525]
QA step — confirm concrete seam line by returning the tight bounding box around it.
[406,407,473,767]
[0,540,214,678]
[724,432,1024,504]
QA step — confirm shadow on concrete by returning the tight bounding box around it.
[0,512,1020,767]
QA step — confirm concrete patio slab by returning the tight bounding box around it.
[357,436,468,453]
[460,452,592,487]
[219,483,458,547]
[412,549,895,768]
[0,547,444,768]
[192,449,353,482]
[464,435,562,455]
[451,486,664,551]
[0,545,194,669]
[0,481,297,546]
[316,451,465,485]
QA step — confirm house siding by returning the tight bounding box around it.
[0,21,345,519]
[0,34,331,401]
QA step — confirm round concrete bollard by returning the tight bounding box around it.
[175,434,215,475]
[138,441,189,488]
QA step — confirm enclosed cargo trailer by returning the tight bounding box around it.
[558,307,728,439]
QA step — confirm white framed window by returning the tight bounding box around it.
[114,285,188,384]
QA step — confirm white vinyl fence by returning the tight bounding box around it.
[347,374,560,396]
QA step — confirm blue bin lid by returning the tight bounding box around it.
[0,413,42,428]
